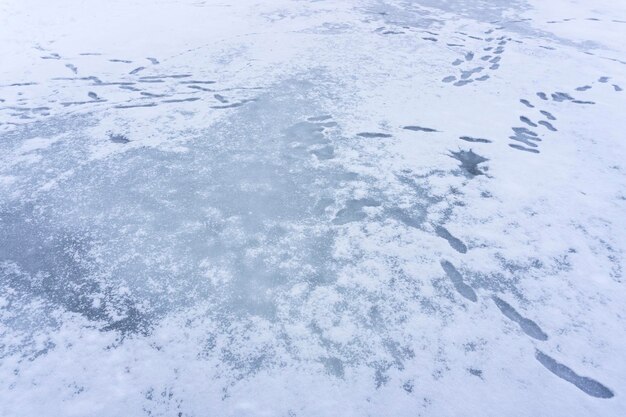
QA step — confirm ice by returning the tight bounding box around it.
[1,0,625,416]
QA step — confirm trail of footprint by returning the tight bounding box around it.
[435,226,468,253]
[492,296,548,340]
[535,351,614,399]
[440,260,477,302]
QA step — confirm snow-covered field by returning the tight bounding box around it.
[1,0,625,415]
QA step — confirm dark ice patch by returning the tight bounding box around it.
[449,149,488,176]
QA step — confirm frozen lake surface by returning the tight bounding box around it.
[1,0,625,415]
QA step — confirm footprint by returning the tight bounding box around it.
[475,75,490,81]
[435,226,468,253]
[539,110,556,120]
[492,296,548,340]
[452,59,464,66]
[535,351,614,399]
[109,133,130,144]
[551,92,573,102]
[575,85,592,91]
[598,76,610,83]
[440,260,477,302]
[538,120,557,131]
[110,59,132,63]
[536,92,548,100]
[489,64,500,70]
[41,53,60,60]
[211,100,254,109]
[442,76,457,83]
[308,115,332,122]
[509,143,540,153]
[460,67,484,79]
[140,92,167,98]
[129,67,146,75]
[179,80,216,85]
[214,94,228,103]
[520,99,534,108]
[147,57,160,65]
[403,126,438,132]
[357,132,392,138]
[510,127,540,148]
[613,84,623,92]
[87,92,99,100]
[454,80,473,87]
[520,116,538,127]
[459,136,491,143]
[65,63,78,74]
[465,52,474,61]
[114,103,157,109]
[162,97,201,103]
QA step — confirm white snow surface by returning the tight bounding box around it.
[1,0,625,416]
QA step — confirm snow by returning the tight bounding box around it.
[1,0,625,416]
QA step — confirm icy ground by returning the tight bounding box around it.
[1,0,625,415]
